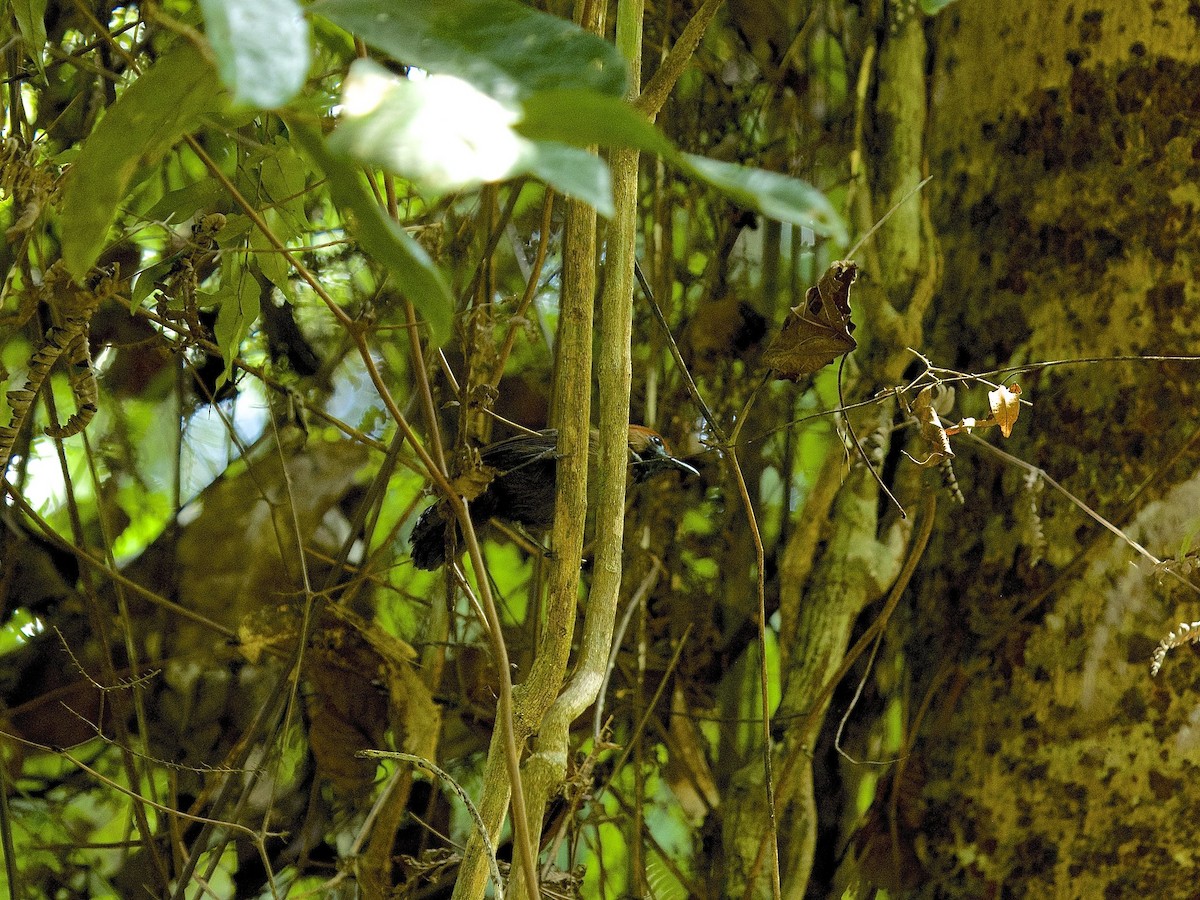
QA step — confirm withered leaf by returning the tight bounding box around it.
[762,260,858,380]
[945,383,1024,438]
[451,464,497,500]
[904,385,953,467]
[449,444,497,501]
[988,383,1022,438]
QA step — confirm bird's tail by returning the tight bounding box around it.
[409,502,458,570]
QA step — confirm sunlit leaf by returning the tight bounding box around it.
[60,43,222,279]
[331,62,615,214]
[332,61,525,195]
[945,383,1024,438]
[513,143,613,217]
[199,0,310,108]
[312,0,627,100]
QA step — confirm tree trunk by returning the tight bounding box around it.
[894,1,1200,896]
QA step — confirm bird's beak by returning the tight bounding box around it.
[635,450,699,478]
[664,456,700,477]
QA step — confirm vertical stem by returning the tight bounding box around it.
[512,0,645,896]
[455,2,606,895]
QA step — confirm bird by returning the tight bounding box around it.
[409,425,699,570]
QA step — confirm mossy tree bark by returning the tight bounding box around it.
[888,2,1200,896]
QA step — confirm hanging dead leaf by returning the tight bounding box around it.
[762,260,858,380]
[902,385,953,467]
[945,382,1024,438]
[988,383,1022,437]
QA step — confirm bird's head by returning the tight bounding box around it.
[626,425,700,481]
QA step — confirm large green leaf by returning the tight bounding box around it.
[288,117,454,344]
[680,154,847,243]
[330,60,525,195]
[516,89,673,156]
[519,91,845,240]
[199,0,310,108]
[60,44,222,279]
[312,0,627,100]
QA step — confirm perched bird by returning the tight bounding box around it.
[409,425,699,570]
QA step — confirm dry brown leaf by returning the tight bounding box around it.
[762,260,858,380]
[904,385,953,467]
[988,383,1022,437]
[451,463,497,500]
[945,383,1025,438]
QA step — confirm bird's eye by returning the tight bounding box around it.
[652,436,663,447]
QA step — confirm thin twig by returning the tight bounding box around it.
[744,495,935,891]
[0,729,281,843]
[635,0,726,120]
[593,624,693,804]
[634,261,720,432]
[593,561,664,743]
[845,176,932,260]
[961,432,1159,566]
[490,190,556,389]
[358,750,507,900]
[838,356,905,518]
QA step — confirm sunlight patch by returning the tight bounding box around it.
[334,60,525,194]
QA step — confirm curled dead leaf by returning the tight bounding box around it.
[903,385,953,467]
[944,383,1025,439]
[988,383,1022,438]
[762,260,858,380]
[451,464,497,500]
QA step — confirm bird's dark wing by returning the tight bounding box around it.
[480,429,559,474]
[475,429,560,528]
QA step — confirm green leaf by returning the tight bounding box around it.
[312,0,627,100]
[287,117,454,344]
[258,141,310,236]
[13,0,48,81]
[142,179,225,228]
[60,43,223,279]
[213,256,262,386]
[199,0,310,108]
[517,91,843,237]
[516,89,673,156]
[919,0,958,12]
[513,143,613,218]
[251,221,293,300]
[679,153,847,243]
[131,258,175,308]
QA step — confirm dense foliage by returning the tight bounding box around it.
[12,1,1200,899]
